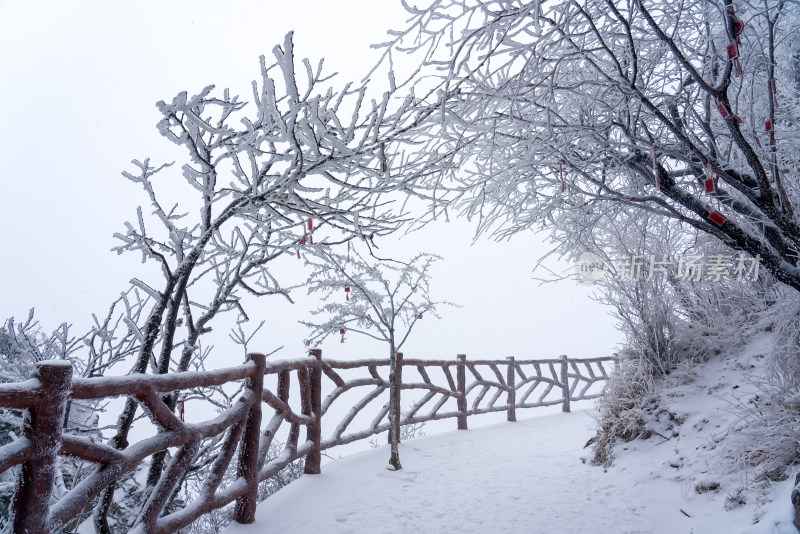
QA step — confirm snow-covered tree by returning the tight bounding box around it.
[0,30,425,532]
[302,246,452,470]
[85,30,423,530]
[382,0,800,292]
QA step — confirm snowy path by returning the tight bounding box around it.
[223,411,641,533]
[224,409,795,534]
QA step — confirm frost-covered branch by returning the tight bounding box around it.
[382,0,800,291]
[301,246,449,350]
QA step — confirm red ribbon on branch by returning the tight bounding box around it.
[340,328,346,343]
[708,211,727,226]
[726,43,743,77]
[765,118,777,148]
[769,78,779,108]
[734,59,743,77]
[726,42,738,60]
[716,99,742,124]
[727,5,745,44]
[345,286,350,301]
[733,19,745,39]
[716,99,730,119]
[703,162,717,194]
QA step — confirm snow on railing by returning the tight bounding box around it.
[0,351,614,533]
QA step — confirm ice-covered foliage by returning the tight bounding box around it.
[731,291,800,485]
[1,312,81,380]
[0,315,105,531]
[589,349,656,466]
[578,209,779,465]
[382,0,800,292]
[302,245,454,470]
[301,247,447,350]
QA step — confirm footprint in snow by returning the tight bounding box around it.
[377,469,420,482]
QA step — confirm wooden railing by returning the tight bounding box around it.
[0,351,615,533]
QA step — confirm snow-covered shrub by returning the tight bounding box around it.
[591,271,775,465]
[732,291,800,483]
[599,274,683,376]
[589,349,657,466]
[672,235,781,361]
[586,216,778,465]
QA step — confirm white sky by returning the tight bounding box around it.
[0,0,622,363]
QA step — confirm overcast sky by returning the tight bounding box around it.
[0,0,622,363]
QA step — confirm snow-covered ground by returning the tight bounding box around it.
[225,332,798,534]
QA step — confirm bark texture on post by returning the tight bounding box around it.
[12,361,73,534]
[560,355,571,413]
[506,356,516,422]
[233,353,265,524]
[304,349,322,475]
[278,368,300,448]
[456,354,467,430]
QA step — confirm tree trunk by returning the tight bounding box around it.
[792,472,800,531]
[387,341,402,470]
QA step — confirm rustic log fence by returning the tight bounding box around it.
[0,352,614,533]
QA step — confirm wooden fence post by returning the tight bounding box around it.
[277,368,300,449]
[12,361,73,534]
[388,352,403,444]
[304,349,322,475]
[506,356,516,422]
[456,354,467,430]
[560,355,571,413]
[234,353,265,524]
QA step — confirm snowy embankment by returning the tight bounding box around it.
[225,331,798,534]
